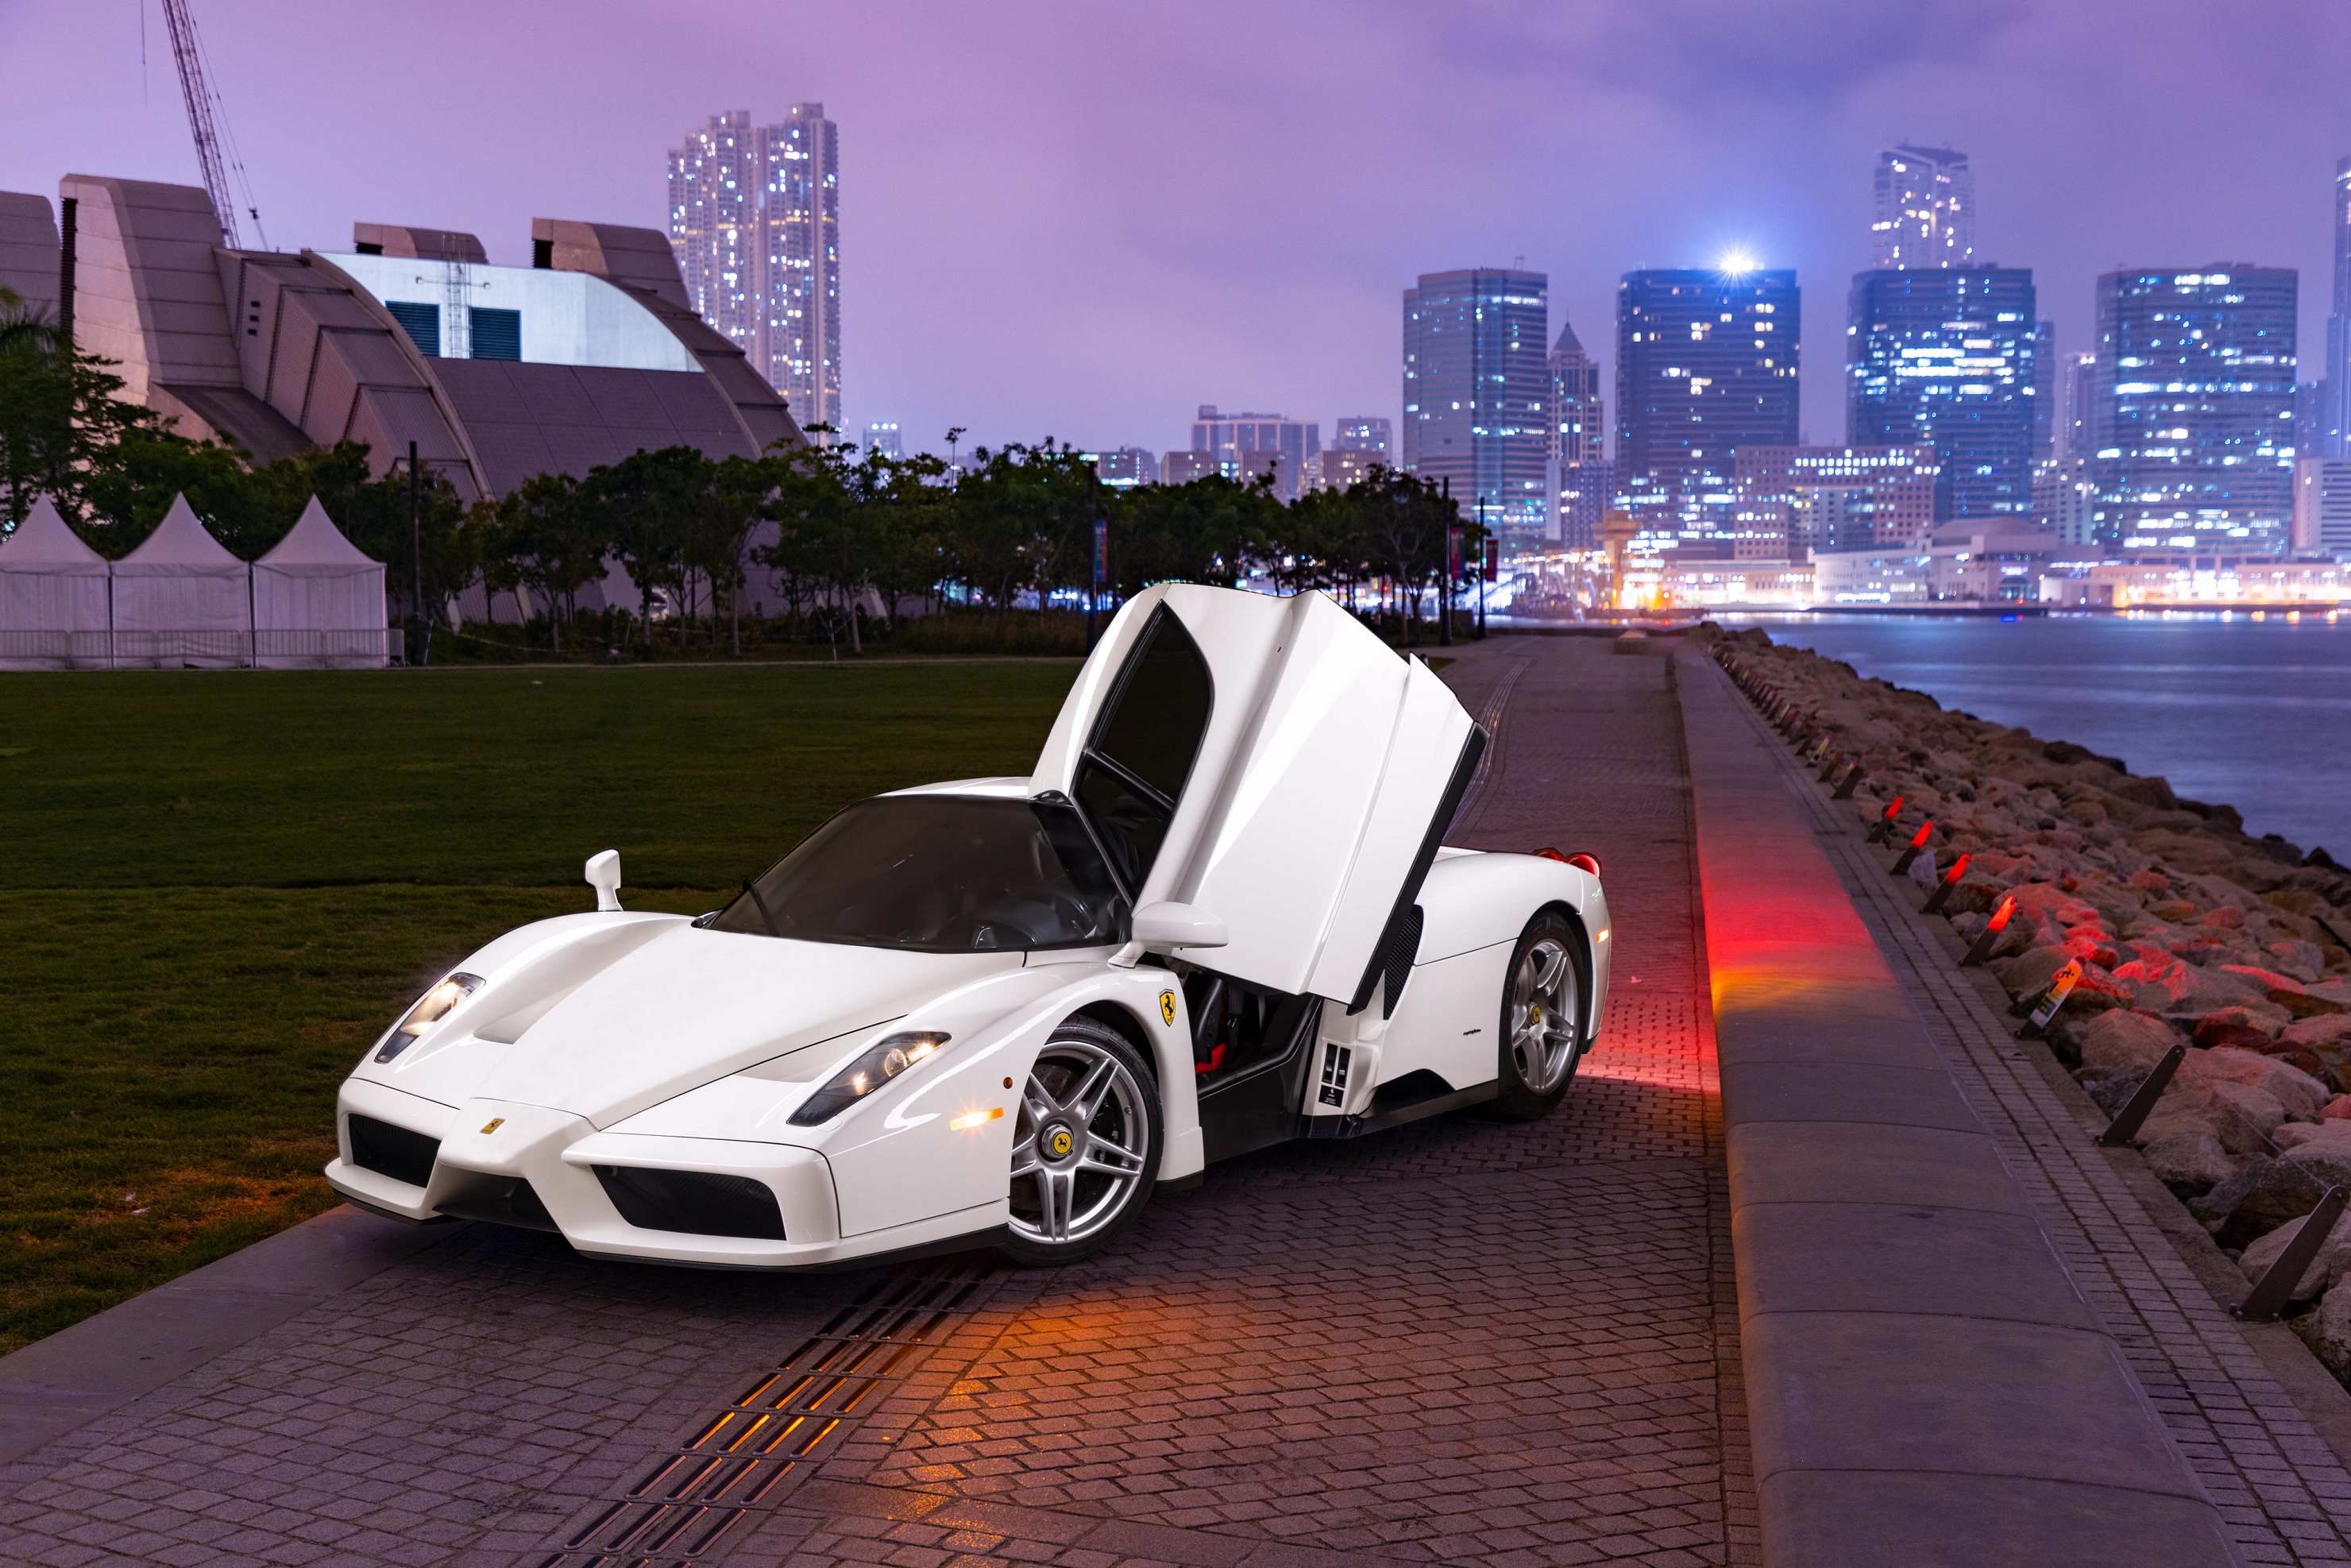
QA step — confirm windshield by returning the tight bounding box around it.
[708,796,1128,952]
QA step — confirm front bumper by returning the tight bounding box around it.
[326,1080,1007,1270]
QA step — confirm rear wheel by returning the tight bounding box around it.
[1488,912,1588,1122]
[999,1019,1161,1266]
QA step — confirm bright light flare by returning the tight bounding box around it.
[950,1107,1004,1131]
[1718,248,1758,275]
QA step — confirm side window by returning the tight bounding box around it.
[1074,608,1212,891]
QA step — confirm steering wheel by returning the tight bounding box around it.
[934,912,1041,949]
[1005,883,1096,936]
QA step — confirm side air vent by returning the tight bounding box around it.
[1318,1044,1353,1108]
[594,1166,787,1241]
[348,1114,439,1188]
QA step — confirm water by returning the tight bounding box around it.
[1718,612,2351,858]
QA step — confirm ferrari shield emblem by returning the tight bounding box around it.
[1048,1128,1074,1158]
[480,1117,505,1135]
[1159,990,1177,1025]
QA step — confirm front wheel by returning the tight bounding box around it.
[999,1019,1161,1266]
[1487,912,1589,1122]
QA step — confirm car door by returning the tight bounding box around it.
[1032,583,1483,1009]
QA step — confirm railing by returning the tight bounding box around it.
[0,628,403,669]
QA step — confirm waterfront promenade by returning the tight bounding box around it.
[1,635,2348,1564]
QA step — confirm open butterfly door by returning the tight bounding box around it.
[1031,585,1483,1006]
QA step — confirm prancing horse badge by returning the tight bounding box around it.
[1159,990,1177,1026]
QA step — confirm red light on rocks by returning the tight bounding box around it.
[1987,894,2016,933]
[1908,821,1933,851]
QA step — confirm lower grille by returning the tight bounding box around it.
[348,1114,439,1188]
[594,1166,786,1241]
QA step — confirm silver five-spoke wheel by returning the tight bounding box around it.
[1004,1021,1160,1263]
[1508,936,1580,1095]
[1491,913,1587,1122]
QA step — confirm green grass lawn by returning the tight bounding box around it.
[0,661,1075,1353]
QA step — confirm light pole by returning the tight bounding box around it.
[407,440,423,666]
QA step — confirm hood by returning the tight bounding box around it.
[469,923,1023,1128]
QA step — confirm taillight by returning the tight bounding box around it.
[1535,848,1603,879]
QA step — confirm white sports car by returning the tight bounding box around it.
[326,585,1611,1269]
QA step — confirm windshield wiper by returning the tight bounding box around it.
[741,877,783,939]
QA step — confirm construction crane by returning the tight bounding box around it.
[158,0,259,249]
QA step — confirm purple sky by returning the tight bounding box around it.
[8,1,2351,458]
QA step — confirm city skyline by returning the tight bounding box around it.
[6,2,2351,458]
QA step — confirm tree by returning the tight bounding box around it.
[1345,465,1458,643]
[1110,473,1280,595]
[0,337,175,532]
[582,446,705,647]
[947,440,1098,611]
[759,439,865,651]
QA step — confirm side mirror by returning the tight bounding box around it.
[1132,901,1227,949]
[585,850,623,912]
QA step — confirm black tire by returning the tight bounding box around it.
[998,1018,1162,1267]
[1487,911,1590,1122]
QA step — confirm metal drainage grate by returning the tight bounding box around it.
[532,1261,996,1567]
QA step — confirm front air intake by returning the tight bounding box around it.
[593,1166,786,1241]
[348,1114,439,1188]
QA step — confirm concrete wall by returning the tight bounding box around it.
[58,176,241,416]
[0,192,60,314]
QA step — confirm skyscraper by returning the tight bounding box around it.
[666,113,759,352]
[2091,265,2298,553]
[670,106,840,432]
[863,422,901,457]
[2326,156,2351,458]
[1546,317,1604,547]
[1847,267,2038,523]
[1331,417,1392,455]
[1614,268,1801,538]
[1402,268,1550,550]
[2031,320,2056,462]
[1871,145,1973,268]
[2061,351,2098,458]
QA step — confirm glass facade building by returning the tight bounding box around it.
[1847,266,2038,524]
[1545,317,1603,548]
[1402,268,1550,550]
[1614,268,1800,541]
[2326,156,2351,459]
[1871,145,1973,269]
[1331,416,1392,455]
[2090,266,2298,553]
[669,104,840,433]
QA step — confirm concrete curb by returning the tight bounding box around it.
[1677,647,2240,1566]
[0,1204,460,1466]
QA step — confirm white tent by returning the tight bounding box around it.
[0,496,111,670]
[111,493,251,668]
[253,496,389,669]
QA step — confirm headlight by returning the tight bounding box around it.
[787,1031,950,1126]
[373,973,484,1063]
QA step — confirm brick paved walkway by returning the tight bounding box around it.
[0,633,1751,1567]
[1700,648,2351,1566]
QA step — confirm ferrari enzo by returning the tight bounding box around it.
[326,584,1612,1268]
